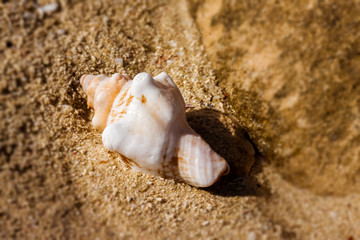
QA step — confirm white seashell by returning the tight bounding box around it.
[80,72,230,187]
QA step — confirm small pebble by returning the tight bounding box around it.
[247,231,256,240]
[37,3,59,17]
[202,221,209,226]
[169,40,177,48]
[156,198,164,203]
[57,29,65,35]
[115,58,124,66]
[61,104,72,112]
[103,16,109,23]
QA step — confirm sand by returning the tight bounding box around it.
[1,0,359,239]
[192,0,360,196]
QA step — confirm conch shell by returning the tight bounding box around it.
[80,72,230,187]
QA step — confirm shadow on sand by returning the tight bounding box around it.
[186,108,269,197]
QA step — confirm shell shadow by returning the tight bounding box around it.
[186,108,269,197]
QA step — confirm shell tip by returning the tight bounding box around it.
[223,162,230,176]
[80,74,87,86]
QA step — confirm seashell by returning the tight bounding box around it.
[80,72,230,187]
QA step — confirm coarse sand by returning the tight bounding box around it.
[1,0,359,239]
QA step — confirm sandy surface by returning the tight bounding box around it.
[192,0,360,195]
[1,0,359,239]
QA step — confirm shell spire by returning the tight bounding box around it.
[80,72,230,187]
[80,73,130,130]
